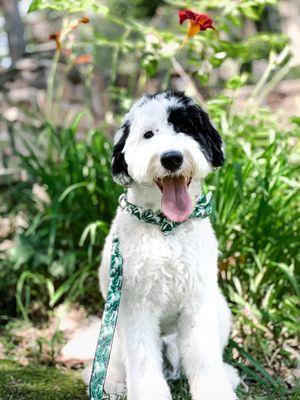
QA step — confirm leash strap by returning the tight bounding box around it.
[89,192,213,399]
[89,235,123,400]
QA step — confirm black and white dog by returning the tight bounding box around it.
[96,91,239,399]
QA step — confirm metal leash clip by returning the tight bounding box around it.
[118,193,127,210]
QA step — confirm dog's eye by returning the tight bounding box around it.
[143,131,154,139]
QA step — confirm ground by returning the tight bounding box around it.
[0,314,298,400]
[0,359,299,400]
[0,359,86,400]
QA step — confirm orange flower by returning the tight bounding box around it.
[179,9,215,38]
[80,17,90,24]
[74,54,93,64]
[49,17,90,51]
[69,16,90,31]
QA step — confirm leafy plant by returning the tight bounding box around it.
[28,0,103,13]
[2,117,120,319]
[206,82,299,379]
[26,0,290,125]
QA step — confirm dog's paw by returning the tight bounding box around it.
[194,386,237,400]
[104,370,126,396]
[104,363,126,397]
[224,363,240,390]
[104,378,126,397]
[129,375,172,400]
[191,371,238,400]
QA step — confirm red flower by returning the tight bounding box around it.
[179,9,215,38]
[49,32,61,50]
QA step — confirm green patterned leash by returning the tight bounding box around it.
[89,235,123,400]
[89,192,212,399]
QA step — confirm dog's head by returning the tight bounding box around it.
[112,91,224,222]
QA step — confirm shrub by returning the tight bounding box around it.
[2,117,121,319]
[207,94,299,375]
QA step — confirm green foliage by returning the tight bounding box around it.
[27,0,289,91]
[109,0,164,18]
[206,92,299,370]
[28,0,103,13]
[1,117,120,319]
[28,0,162,16]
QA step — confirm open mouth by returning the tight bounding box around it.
[155,176,192,222]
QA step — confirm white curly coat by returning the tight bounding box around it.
[96,93,239,399]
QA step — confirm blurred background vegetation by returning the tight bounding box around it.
[0,0,299,399]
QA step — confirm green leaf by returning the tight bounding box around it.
[28,0,41,12]
[226,73,248,90]
[142,58,158,77]
[290,116,300,126]
[79,221,108,247]
[27,0,107,13]
[58,182,88,202]
[240,5,260,20]
[231,341,278,387]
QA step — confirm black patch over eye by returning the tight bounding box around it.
[168,104,224,168]
[143,131,154,139]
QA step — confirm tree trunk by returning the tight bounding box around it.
[1,0,26,64]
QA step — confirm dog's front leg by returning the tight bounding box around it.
[178,292,237,400]
[120,307,172,400]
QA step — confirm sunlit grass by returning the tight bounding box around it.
[0,359,298,399]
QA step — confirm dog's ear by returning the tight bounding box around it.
[197,108,224,168]
[168,104,224,168]
[111,121,133,186]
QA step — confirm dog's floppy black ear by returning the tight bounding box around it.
[168,103,224,168]
[196,107,224,168]
[111,121,133,186]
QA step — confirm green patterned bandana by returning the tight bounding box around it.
[89,192,212,399]
[119,191,212,235]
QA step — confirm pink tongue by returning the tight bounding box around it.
[161,176,192,222]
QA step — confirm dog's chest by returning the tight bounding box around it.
[118,215,218,316]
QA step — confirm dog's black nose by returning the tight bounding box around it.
[160,151,183,172]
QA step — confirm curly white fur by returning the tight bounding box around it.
[90,93,239,399]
